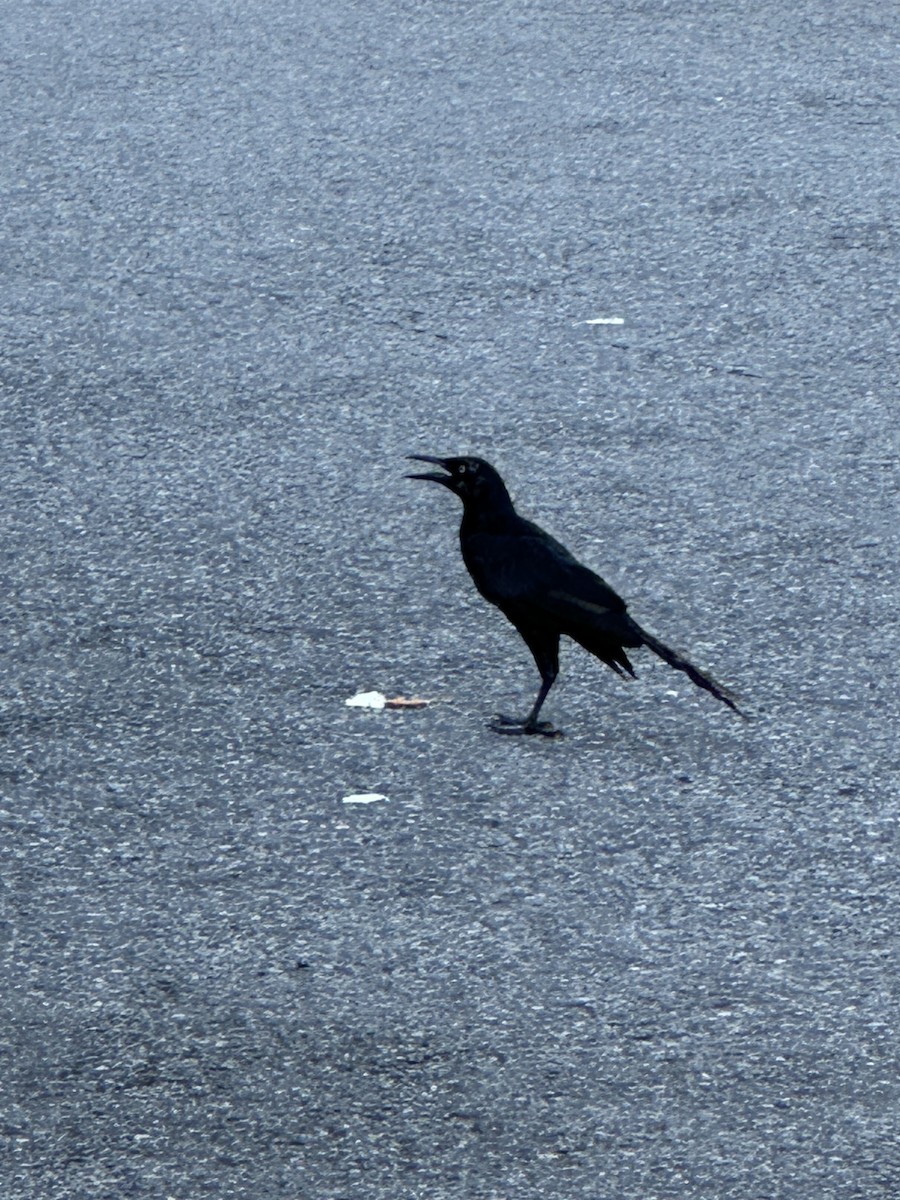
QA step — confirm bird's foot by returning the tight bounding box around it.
[490,714,563,738]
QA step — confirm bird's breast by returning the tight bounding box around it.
[460,529,534,605]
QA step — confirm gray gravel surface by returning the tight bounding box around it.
[2,1,898,1197]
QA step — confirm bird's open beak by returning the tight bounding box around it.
[405,455,454,487]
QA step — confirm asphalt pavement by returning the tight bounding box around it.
[1,1,898,1197]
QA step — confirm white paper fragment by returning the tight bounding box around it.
[345,691,386,710]
[581,316,625,325]
[342,793,388,805]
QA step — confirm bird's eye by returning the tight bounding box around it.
[457,463,467,474]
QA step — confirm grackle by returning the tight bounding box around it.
[407,455,745,737]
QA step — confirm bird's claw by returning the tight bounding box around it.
[489,715,563,738]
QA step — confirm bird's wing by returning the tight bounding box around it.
[466,526,629,633]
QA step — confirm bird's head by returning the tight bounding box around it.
[405,455,512,508]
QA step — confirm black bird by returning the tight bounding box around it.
[407,455,745,736]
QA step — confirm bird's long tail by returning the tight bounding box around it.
[631,621,748,718]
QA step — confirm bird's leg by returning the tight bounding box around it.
[490,657,562,738]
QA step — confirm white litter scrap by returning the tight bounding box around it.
[345,691,432,710]
[342,793,388,805]
[580,316,625,325]
[345,690,386,710]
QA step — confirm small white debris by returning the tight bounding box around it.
[342,793,388,805]
[580,316,625,325]
[345,690,386,710]
[346,691,433,710]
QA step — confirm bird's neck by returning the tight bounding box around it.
[460,494,518,536]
